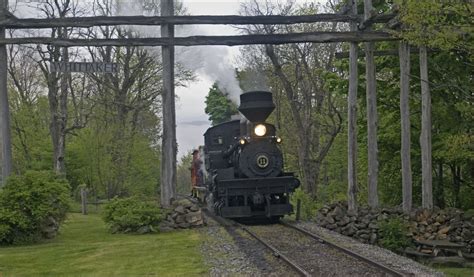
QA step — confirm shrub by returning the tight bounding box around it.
[378,217,413,252]
[0,171,70,245]
[102,197,163,234]
[291,188,321,220]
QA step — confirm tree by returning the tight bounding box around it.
[239,1,343,199]
[395,0,473,54]
[29,0,91,175]
[395,0,473,210]
[204,83,238,126]
[6,45,51,173]
[176,151,193,195]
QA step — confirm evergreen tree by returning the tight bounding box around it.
[204,83,238,126]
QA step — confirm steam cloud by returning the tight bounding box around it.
[114,0,243,104]
[175,42,243,105]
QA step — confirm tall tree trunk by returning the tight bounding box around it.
[347,0,358,213]
[49,46,68,175]
[57,46,69,175]
[420,45,433,209]
[399,41,412,213]
[0,0,12,185]
[160,0,177,207]
[364,0,378,209]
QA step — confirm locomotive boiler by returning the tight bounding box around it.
[201,91,300,219]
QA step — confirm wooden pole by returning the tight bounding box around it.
[0,13,396,29]
[364,0,379,209]
[420,45,433,209]
[160,0,176,207]
[347,0,358,213]
[0,0,12,186]
[399,41,412,213]
[80,187,88,215]
[296,199,301,221]
[0,31,397,46]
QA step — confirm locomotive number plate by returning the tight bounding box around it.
[257,155,269,168]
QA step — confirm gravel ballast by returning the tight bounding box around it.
[199,212,445,276]
[199,215,296,276]
[295,220,445,276]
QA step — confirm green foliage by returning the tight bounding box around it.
[378,217,412,252]
[205,83,238,126]
[102,197,163,233]
[0,171,70,245]
[66,107,161,199]
[9,93,52,173]
[395,0,473,53]
[177,151,193,194]
[291,188,321,220]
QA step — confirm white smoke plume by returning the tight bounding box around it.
[114,0,243,104]
[175,42,243,105]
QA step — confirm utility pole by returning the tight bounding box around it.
[420,45,433,209]
[347,0,358,212]
[399,42,412,213]
[364,0,379,209]
[0,0,12,186]
[160,0,177,207]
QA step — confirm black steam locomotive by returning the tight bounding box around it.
[202,91,300,219]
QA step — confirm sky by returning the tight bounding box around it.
[175,1,243,158]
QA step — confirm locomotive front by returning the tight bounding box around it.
[203,91,300,219]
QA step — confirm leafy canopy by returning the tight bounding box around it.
[395,0,473,52]
[204,83,238,126]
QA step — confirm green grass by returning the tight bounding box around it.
[0,213,208,276]
[435,267,474,277]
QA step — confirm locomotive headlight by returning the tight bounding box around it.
[276,137,282,144]
[239,138,247,145]
[254,124,267,137]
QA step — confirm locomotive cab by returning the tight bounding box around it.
[204,91,300,219]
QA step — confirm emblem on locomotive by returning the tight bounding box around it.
[257,155,269,168]
[194,91,300,219]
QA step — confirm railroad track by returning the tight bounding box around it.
[184,195,406,276]
[279,222,407,277]
[241,221,407,277]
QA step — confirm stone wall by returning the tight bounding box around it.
[316,202,474,253]
[159,199,205,232]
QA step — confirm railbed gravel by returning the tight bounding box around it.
[293,220,445,276]
[199,215,296,276]
[249,224,390,276]
[199,214,444,276]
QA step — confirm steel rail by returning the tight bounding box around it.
[199,207,310,277]
[237,223,312,277]
[280,221,407,277]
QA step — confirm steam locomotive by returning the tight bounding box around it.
[192,91,300,219]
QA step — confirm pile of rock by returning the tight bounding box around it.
[41,216,60,239]
[316,201,474,252]
[159,199,205,232]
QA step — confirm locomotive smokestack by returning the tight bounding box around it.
[238,91,275,123]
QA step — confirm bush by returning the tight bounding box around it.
[378,217,413,252]
[102,197,163,234]
[291,188,321,220]
[0,171,70,245]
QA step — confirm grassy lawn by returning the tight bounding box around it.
[435,267,474,277]
[0,213,208,276]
